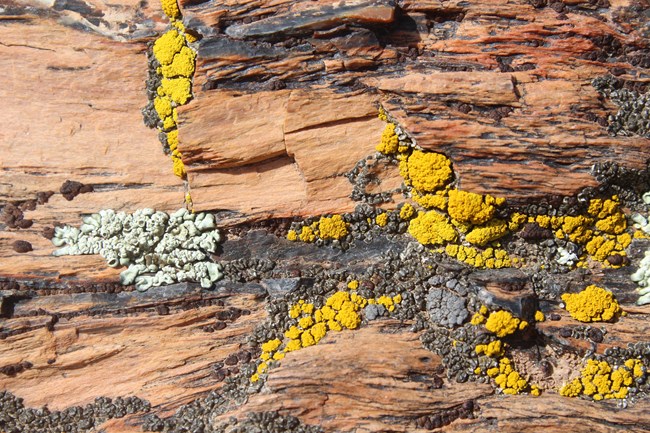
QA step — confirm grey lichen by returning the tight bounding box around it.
[51,208,223,290]
[426,287,468,328]
[593,75,650,138]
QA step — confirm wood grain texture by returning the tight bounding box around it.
[1,0,650,432]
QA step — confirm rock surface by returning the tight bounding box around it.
[2,0,650,432]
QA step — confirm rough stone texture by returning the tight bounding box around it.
[1,287,263,411]
[2,0,650,432]
[180,0,650,205]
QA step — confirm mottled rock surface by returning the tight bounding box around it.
[2,0,650,432]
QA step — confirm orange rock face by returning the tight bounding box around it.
[1,0,650,432]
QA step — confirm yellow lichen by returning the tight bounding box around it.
[412,191,448,210]
[154,96,173,120]
[527,196,632,267]
[347,280,359,290]
[162,108,177,130]
[585,235,616,261]
[284,325,302,340]
[300,330,316,347]
[405,150,453,193]
[560,358,643,400]
[596,212,627,235]
[160,77,192,105]
[489,358,531,395]
[447,189,500,225]
[261,338,282,353]
[485,310,521,338]
[508,212,527,231]
[335,305,361,329]
[470,311,486,325]
[561,215,594,244]
[326,291,350,310]
[475,340,504,358]
[378,106,388,122]
[171,149,185,177]
[288,302,301,319]
[153,29,185,66]
[160,0,181,19]
[446,244,511,269]
[287,230,298,241]
[376,295,399,312]
[376,123,399,154]
[167,128,179,150]
[301,302,314,315]
[161,46,196,78]
[317,215,348,240]
[408,211,457,246]
[534,310,545,322]
[465,219,508,246]
[518,320,528,330]
[399,203,416,220]
[298,316,314,330]
[285,339,302,352]
[299,226,316,242]
[375,213,388,227]
[561,285,621,323]
[150,15,198,180]
[310,322,327,343]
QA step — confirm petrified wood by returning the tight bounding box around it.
[2,0,650,432]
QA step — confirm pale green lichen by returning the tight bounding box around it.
[51,208,223,290]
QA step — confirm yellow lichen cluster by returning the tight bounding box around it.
[399,203,416,220]
[374,113,512,268]
[160,0,181,19]
[287,215,349,243]
[150,0,197,178]
[486,358,540,396]
[408,211,457,246]
[561,285,621,323]
[318,215,349,240]
[484,310,528,338]
[252,283,402,382]
[471,306,540,396]
[529,196,630,267]
[447,190,504,225]
[475,340,504,358]
[445,244,511,269]
[472,307,527,338]
[487,358,528,395]
[470,305,489,325]
[403,150,454,193]
[376,123,399,154]
[560,359,644,400]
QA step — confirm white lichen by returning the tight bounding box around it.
[632,196,650,305]
[51,208,223,291]
[556,246,578,266]
[633,251,650,305]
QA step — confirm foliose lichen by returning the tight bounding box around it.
[142,0,198,179]
[560,358,646,401]
[631,196,650,305]
[252,281,402,383]
[51,208,223,290]
[561,285,622,323]
[426,287,468,328]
